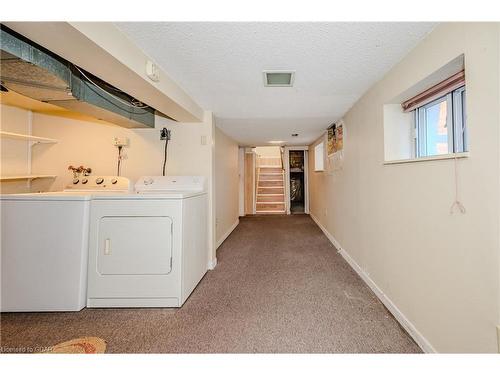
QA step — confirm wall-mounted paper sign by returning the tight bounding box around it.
[327,121,344,157]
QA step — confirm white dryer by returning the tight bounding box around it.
[87,176,208,308]
[0,176,132,312]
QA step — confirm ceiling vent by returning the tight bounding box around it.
[263,70,295,87]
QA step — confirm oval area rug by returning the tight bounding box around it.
[44,337,107,354]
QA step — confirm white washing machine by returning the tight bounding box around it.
[0,176,132,312]
[87,176,208,308]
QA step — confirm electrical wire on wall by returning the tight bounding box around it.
[449,115,467,214]
[450,155,466,214]
[117,145,123,176]
[160,128,171,176]
[162,140,168,176]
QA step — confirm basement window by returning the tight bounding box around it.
[383,56,468,164]
[413,85,467,157]
[314,142,325,171]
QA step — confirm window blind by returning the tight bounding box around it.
[401,70,465,112]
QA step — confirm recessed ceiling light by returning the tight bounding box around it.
[269,140,285,144]
[263,70,295,87]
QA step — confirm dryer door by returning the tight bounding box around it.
[97,216,172,275]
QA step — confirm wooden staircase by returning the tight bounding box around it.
[256,162,285,214]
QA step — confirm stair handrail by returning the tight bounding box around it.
[280,147,285,171]
[254,164,260,214]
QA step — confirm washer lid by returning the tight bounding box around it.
[135,176,206,193]
[0,192,92,201]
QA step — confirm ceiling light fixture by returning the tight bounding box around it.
[268,140,285,144]
[291,133,298,137]
[263,70,295,87]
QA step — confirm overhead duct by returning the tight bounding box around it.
[0,25,159,128]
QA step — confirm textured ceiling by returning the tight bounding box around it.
[115,22,436,145]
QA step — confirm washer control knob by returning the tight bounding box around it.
[72,178,79,184]
[82,178,88,184]
[96,178,104,185]
[111,178,118,184]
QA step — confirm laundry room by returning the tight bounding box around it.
[1,105,219,300]
[2,9,500,373]
[0,24,227,314]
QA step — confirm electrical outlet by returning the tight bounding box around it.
[113,137,129,147]
[160,128,171,141]
[146,60,160,82]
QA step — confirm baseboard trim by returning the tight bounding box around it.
[216,218,240,249]
[207,257,217,270]
[309,213,436,353]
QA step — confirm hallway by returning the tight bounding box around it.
[0,215,420,353]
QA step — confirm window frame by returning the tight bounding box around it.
[414,85,466,158]
[314,141,325,172]
[452,86,467,153]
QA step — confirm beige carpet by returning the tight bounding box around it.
[0,215,421,353]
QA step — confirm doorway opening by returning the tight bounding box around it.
[289,150,305,214]
[240,146,286,215]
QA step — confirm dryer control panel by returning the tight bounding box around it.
[135,176,205,193]
[65,176,133,192]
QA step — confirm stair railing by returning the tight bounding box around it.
[280,147,286,171]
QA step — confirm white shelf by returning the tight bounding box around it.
[0,131,58,144]
[0,175,56,181]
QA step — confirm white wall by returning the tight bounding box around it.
[309,23,500,353]
[498,24,500,336]
[238,147,245,217]
[215,126,240,248]
[254,146,281,158]
[383,104,414,161]
[30,113,213,190]
[0,105,32,194]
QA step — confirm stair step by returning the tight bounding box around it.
[256,202,285,211]
[256,211,286,215]
[259,174,283,181]
[258,187,284,194]
[257,194,285,202]
[260,167,282,172]
[259,180,283,187]
[258,157,281,167]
